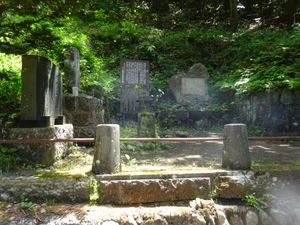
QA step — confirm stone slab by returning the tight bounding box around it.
[97,178,211,204]
[7,124,73,166]
[0,176,90,203]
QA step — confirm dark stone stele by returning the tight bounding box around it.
[20,55,63,127]
[64,47,80,93]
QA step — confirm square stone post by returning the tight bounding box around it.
[92,124,120,174]
[222,123,251,170]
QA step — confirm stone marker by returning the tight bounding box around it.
[64,47,80,94]
[137,112,156,137]
[20,55,63,127]
[92,124,120,174]
[222,124,251,170]
[120,60,151,117]
[169,63,209,105]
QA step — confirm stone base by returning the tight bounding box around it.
[73,126,96,138]
[7,124,73,166]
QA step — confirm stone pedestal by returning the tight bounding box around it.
[63,94,104,138]
[8,124,73,166]
[222,123,251,170]
[92,124,120,174]
[137,112,156,137]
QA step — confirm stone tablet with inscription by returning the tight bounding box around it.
[120,60,150,115]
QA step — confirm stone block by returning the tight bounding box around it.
[7,124,73,166]
[63,94,104,128]
[97,178,211,204]
[0,176,90,203]
[215,172,268,199]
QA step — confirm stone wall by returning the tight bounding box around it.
[238,90,300,134]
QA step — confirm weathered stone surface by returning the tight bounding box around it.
[137,112,156,137]
[215,171,268,199]
[7,124,73,166]
[222,124,251,170]
[0,176,90,203]
[238,90,300,134]
[259,210,274,225]
[97,178,211,204]
[63,94,104,127]
[216,210,230,225]
[227,214,243,225]
[245,210,259,225]
[92,124,120,174]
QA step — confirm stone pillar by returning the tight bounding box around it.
[137,112,156,137]
[92,124,120,174]
[222,123,251,170]
[64,47,80,94]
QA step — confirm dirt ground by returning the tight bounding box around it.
[121,140,300,172]
[55,138,300,174]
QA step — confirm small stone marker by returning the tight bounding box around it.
[222,123,251,170]
[120,60,150,116]
[20,55,63,127]
[64,47,80,94]
[137,112,156,137]
[92,124,120,174]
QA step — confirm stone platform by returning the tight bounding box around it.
[7,124,73,166]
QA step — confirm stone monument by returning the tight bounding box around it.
[169,63,209,105]
[8,55,73,166]
[20,55,64,127]
[120,60,151,118]
[63,47,104,138]
[64,46,80,95]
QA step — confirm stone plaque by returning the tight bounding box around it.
[182,78,207,96]
[120,60,150,115]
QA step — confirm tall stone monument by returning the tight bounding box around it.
[63,47,104,138]
[64,47,80,95]
[8,55,73,166]
[20,55,64,127]
[120,60,151,118]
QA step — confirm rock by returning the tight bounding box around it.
[259,210,274,225]
[216,210,230,225]
[175,131,189,137]
[191,213,206,225]
[141,214,168,225]
[245,210,259,225]
[187,63,209,78]
[102,221,120,225]
[269,209,286,225]
[227,214,243,225]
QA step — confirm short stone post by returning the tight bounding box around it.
[92,124,120,174]
[222,123,251,170]
[137,112,156,137]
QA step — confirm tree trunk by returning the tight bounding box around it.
[285,0,299,26]
[229,0,238,31]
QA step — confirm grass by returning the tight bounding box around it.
[251,160,300,171]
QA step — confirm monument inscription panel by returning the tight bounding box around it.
[120,60,150,115]
[182,78,207,96]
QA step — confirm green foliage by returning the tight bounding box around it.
[0,145,21,173]
[243,193,261,210]
[19,196,36,210]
